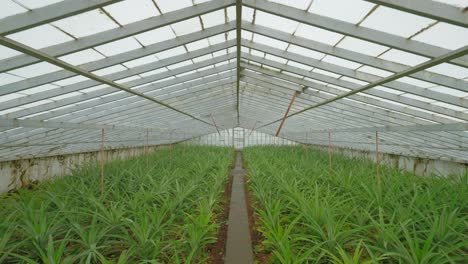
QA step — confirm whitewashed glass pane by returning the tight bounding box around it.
[8,25,73,49]
[53,10,118,38]
[360,6,435,38]
[412,22,468,50]
[308,0,375,24]
[104,0,159,25]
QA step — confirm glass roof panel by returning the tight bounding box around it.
[294,24,344,45]
[0,0,27,19]
[287,45,325,60]
[358,66,393,77]
[336,36,389,56]
[104,0,160,25]
[167,60,193,70]
[15,0,64,9]
[432,0,467,8]
[171,17,202,36]
[270,0,311,10]
[412,22,468,50]
[139,67,168,77]
[243,7,255,23]
[255,11,299,34]
[123,54,159,68]
[52,10,118,38]
[0,45,22,60]
[92,65,127,76]
[115,75,141,84]
[8,62,62,78]
[250,49,265,58]
[378,49,429,66]
[321,55,362,70]
[398,77,435,88]
[0,73,24,86]
[52,76,89,86]
[313,68,341,79]
[308,0,375,24]
[431,101,467,111]
[156,46,186,60]
[253,34,289,50]
[95,37,142,56]
[265,54,287,64]
[155,0,192,13]
[0,93,26,103]
[360,6,435,38]
[186,38,210,51]
[59,49,106,65]
[201,10,225,28]
[209,34,226,45]
[192,54,213,63]
[287,61,314,71]
[374,86,404,95]
[426,63,468,79]
[21,84,58,95]
[340,76,368,85]
[429,86,468,97]
[134,26,176,46]
[7,24,73,49]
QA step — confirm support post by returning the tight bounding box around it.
[276,91,299,136]
[305,131,309,160]
[376,130,380,187]
[146,128,149,170]
[100,128,104,195]
[328,130,332,176]
[210,114,221,136]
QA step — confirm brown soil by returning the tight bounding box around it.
[243,167,272,263]
[206,153,236,263]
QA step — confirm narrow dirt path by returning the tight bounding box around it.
[225,151,254,264]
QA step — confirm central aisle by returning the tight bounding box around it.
[225,151,254,264]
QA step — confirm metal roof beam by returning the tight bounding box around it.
[0,22,236,96]
[243,0,468,67]
[363,0,468,27]
[241,52,468,122]
[0,0,236,72]
[0,0,124,35]
[242,41,468,109]
[239,76,467,145]
[1,53,236,118]
[243,22,468,92]
[0,36,214,127]
[0,40,235,109]
[258,45,468,128]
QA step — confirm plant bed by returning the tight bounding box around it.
[243,146,467,264]
[0,145,234,263]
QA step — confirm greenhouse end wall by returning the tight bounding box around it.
[313,145,467,178]
[0,145,161,194]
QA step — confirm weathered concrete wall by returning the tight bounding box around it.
[0,145,162,194]
[312,145,468,178]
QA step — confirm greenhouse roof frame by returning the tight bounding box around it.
[0,0,466,162]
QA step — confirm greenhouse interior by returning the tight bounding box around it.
[0,0,467,263]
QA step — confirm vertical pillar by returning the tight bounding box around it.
[100,128,105,195]
[328,131,332,176]
[376,130,380,187]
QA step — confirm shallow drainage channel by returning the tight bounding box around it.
[225,151,254,264]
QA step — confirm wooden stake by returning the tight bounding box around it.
[276,91,299,136]
[146,128,149,170]
[100,128,104,195]
[170,131,173,163]
[376,130,380,187]
[328,131,332,176]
